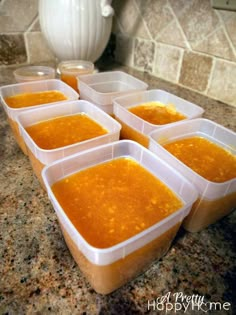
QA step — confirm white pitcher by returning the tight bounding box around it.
[39,0,114,62]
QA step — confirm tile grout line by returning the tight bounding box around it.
[26,15,39,33]
[215,10,236,58]
[205,56,216,95]
[154,20,178,43]
[0,0,6,10]
[189,23,222,49]
[130,36,135,68]
[133,0,153,40]
[152,40,158,76]
[176,48,184,83]
[167,0,192,50]
[23,32,30,64]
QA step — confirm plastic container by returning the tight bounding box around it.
[79,71,148,115]
[149,118,236,232]
[58,60,94,93]
[113,90,204,148]
[13,66,56,83]
[0,79,79,154]
[42,140,198,294]
[17,100,121,188]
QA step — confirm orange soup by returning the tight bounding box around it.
[52,157,183,248]
[163,136,236,183]
[129,102,186,125]
[4,90,68,109]
[25,113,108,150]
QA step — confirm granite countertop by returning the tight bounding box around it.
[0,63,235,315]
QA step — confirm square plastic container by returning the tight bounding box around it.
[149,118,236,232]
[42,140,198,294]
[113,89,204,148]
[79,71,148,115]
[0,79,79,154]
[17,100,121,188]
[13,66,56,83]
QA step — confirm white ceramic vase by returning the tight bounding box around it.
[39,0,114,62]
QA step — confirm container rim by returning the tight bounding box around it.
[113,89,205,129]
[79,70,148,97]
[149,118,236,189]
[14,66,56,81]
[58,60,94,75]
[0,79,79,113]
[16,100,121,158]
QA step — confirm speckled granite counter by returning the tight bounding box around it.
[0,64,235,315]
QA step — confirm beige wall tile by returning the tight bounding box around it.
[154,43,183,83]
[113,0,150,39]
[115,34,134,67]
[135,0,174,39]
[177,0,220,46]
[208,60,236,107]
[0,0,38,32]
[134,38,155,72]
[25,32,55,64]
[193,27,236,61]
[179,51,213,92]
[156,20,188,48]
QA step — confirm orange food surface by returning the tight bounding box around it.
[163,136,236,183]
[51,157,183,249]
[129,102,186,125]
[25,113,108,150]
[4,90,68,109]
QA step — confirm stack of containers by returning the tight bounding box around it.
[0,79,79,154]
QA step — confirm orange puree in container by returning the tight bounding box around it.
[4,90,68,108]
[25,113,108,150]
[129,102,186,125]
[52,157,183,249]
[163,136,236,183]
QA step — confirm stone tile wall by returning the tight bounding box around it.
[113,0,236,107]
[0,0,55,67]
[0,0,235,107]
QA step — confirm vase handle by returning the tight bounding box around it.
[101,0,114,17]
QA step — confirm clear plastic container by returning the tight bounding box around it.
[0,79,79,154]
[149,118,236,232]
[42,140,198,294]
[13,66,56,83]
[58,60,94,93]
[17,100,121,188]
[113,90,204,148]
[79,71,148,115]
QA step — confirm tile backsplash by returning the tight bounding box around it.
[113,0,236,107]
[0,0,236,107]
[0,0,55,66]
